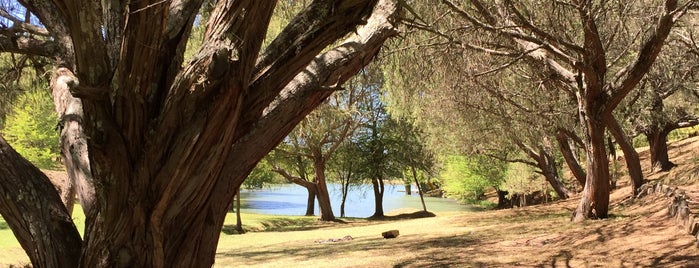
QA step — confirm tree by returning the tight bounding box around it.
[354,87,407,218]
[0,1,401,266]
[271,81,367,221]
[625,38,699,172]
[391,117,434,212]
[329,139,363,218]
[429,0,690,221]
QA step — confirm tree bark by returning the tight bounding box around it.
[235,187,244,234]
[0,0,400,267]
[272,166,317,216]
[306,187,317,216]
[50,67,95,216]
[340,170,351,218]
[573,117,610,222]
[495,188,511,209]
[0,135,82,268]
[539,149,572,199]
[606,114,644,194]
[514,140,571,199]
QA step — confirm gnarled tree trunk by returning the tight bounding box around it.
[573,114,611,222]
[0,0,400,267]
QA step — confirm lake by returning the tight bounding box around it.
[239,183,477,217]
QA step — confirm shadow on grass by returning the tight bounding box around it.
[224,211,436,235]
[0,220,8,230]
[222,217,322,234]
[217,231,486,267]
[369,211,436,221]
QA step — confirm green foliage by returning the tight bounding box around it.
[500,163,544,197]
[244,159,283,189]
[2,89,59,169]
[439,155,506,202]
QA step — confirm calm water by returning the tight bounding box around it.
[239,183,477,217]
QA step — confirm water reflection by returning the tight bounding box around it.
[239,183,476,217]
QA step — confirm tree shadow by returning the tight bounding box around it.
[546,250,573,268]
[369,211,436,221]
[218,232,486,267]
[222,217,324,234]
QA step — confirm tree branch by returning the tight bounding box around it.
[606,0,683,114]
[0,34,57,57]
[241,0,382,135]
[271,165,315,189]
[222,0,399,183]
[0,8,50,36]
[0,135,82,267]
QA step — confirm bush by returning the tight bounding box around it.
[2,89,59,169]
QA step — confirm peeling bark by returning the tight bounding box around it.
[50,67,95,216]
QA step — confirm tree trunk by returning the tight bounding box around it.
[50,68,96,216]
[539,149,571,199]
[495,188,511,209]
[404,184,412,195]
[515,139,571,199]
[607,135,617,189]
[606,114,644,194]
[340,191,347,218]
[556,129,586,187]
[313,161,335,221]
[306,187,317,216]
[370,175,385,218]
[646,126,674,172]
[235,187,244,234]
[340,176,349,218]
[0,135,83,267]
[411,166,427,212]
[1,0,400,266]
[573,117,610,222]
